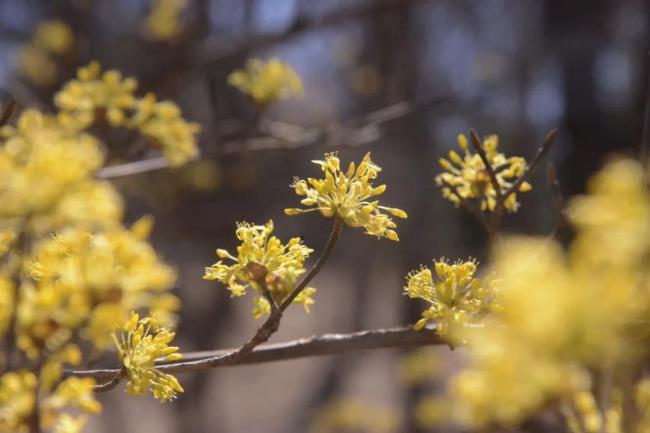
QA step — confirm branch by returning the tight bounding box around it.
[501,129,557,202]
[193,0,431,67]
[642,58,650,163]
[86,219,342,391]
[96,96,448,180]
[470,130,502,203]
[67,325,445,382]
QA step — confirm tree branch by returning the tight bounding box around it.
[67,325,445,382]
[96,96,449,180]
[85,219,342,391]
[193,0,432,67]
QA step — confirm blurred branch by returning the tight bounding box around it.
[641,53,650,163]
[96,95,448,179]
[194,0,431,67]
[68,324,444,382]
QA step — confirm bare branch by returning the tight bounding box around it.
[641,53,650,163]
[194,0,432,67]
[96,96,448,180]
[502,129,557,202]
[469,129,502,203]
[84,219,342,391]
[67,325,444,382]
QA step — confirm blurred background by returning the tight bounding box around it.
[0,0,648,432]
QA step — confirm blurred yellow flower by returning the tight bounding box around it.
[33,21,74,54]
[144,0,188,41]
[310,399,399,433]
[0,109,103,219]
[18,221,177,356]
[55,62,137,129]
[405,258,496,336]
[113,312,183,402]
[0,369,100,433]
[203,220,314,318]
[17,45,58,86]
[421,158,650,429]
[435,133,531,212]
[128,93,200,166]
[285,152,407,241]
[228,58,303,105]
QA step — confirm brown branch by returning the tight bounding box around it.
[641,52,650,163]
[501,129,557,202]
[470,130,502,203]
[193,0,431,67]
[96,96,448,180]
[280,218,342,310]
[438,179,490,233]
[546,161,567,236]
[67,325,444,382]
[87,219,341,391]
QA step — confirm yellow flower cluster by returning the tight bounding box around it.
[0,62,193,432]
[405,259,496,336]
[285,152,407,241]
[55,62,137,129]
[113,312,183,402]
[144,0,188,40]
[561,389,624,433]
[0,110,103,219]
[55,62,200,166]
[421,158,650,429]
[435,134,531,212]
[228,58,303,106]
[19,221,177,356]
[18,20,74,86]
[0,369,100,433]
[309,399,399,433]
[203,220,315,318]
[128,94,200,166]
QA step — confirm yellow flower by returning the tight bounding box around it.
[285,152,407,241]
[309,399,399,433]
[0,109,104,219]
[31,180,124,233]
[144,0,188,40]
[52,414,88,433]
[33,21,74,54]
[435,133,531,212]
[405,259,496,336]
[128,93,200,166]
[0,275,14,336]
[17,45,58,86]
[427,156,650,430]
[113,312,183,402]
[0,369,98,433]
[228,58,303,105]
[18,221,177,355]
[203,220,314,318]
[0,370,36,432]
[55,62,138,129]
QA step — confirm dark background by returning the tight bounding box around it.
[1,0,648,432]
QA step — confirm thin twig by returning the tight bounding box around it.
[470,130,502,203]
[194,0,431,67]
[546,162,566,236]
[281,218,342,310]
[0,99,16,127]
[67,325,444,381]
[96,96,448,180]
[439,179,490,233]
[640,52,650,163]
[502,129,557,201]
